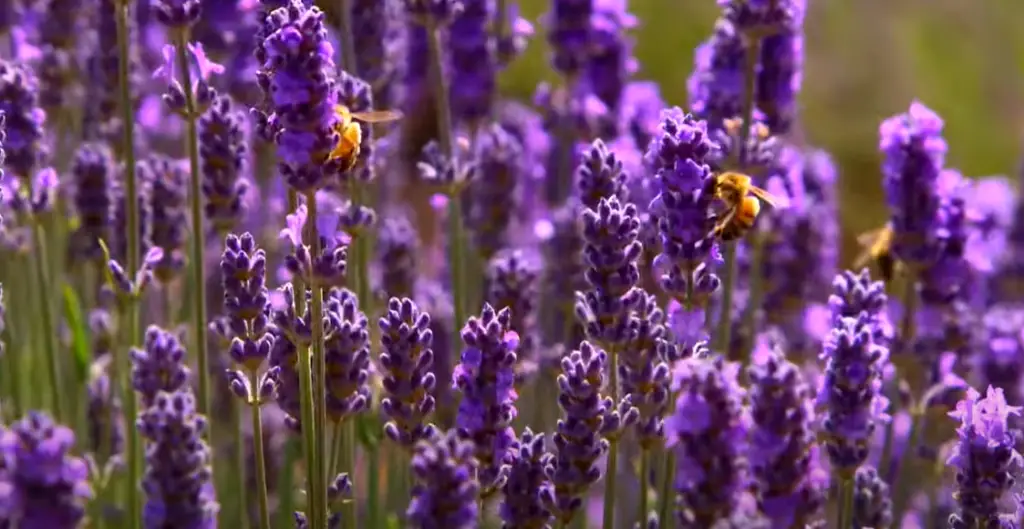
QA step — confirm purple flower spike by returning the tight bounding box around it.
[686,18,745,130]
[453,304,519,496]
[851,465,892,529]
[0,411,92,528]
[976,305,1024,406]
[541,341,612,524]
[818,313,890,474]
[280,203,349,287]
[666,355,748,528]
[500,428,553,528]
[220,232,276,404]
[268,284,314,427]
[621,292,672,448]
[753,0,805,135]
[137,390,218,529]
[576,138,628,211]
[747,338,823,528]
[69,143,117,263]
[948,386,1023,528]
[376,211,419,299]
[0,60,47,180]
[199,94,250,235]
[255,0,341,193]
[575,196,643,348]
[647,109,720,308]
[545,0,595,77]
[466,124,523,260]
[379,297,437,448]
[87,356,126,461]
[407,429,480,529]
[449,0,496,125]
[485,249,540,369]
[880,101,948,269]
[131,326,192,407]
[323,288,372,422]
[142,156,189,284]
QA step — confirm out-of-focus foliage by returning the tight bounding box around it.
[505,0,1024,261]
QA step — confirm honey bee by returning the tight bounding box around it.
[328,105,404,170]
[854,223,897,282]
[712,172,788,241]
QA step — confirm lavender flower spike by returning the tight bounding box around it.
[70,143,117,263]
[647,108,720,309]
[379,297,437,448]
[200,95,250,235]
[851,466,892,529]
[407,429,480,529]
[500,428,553,528]
[130,325,192,407]
[323,288,372,422]
[666,355,748,528]
[948,386,1023,529]
[137,390,219,529]
[453,304,519,496]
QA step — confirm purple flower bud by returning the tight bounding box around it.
[453,304,519,495]
[137,390,218,528]
[152,0,201,29]
[975,305,1024,406]
[352,0,402,109]
[0,60,47,179]
[0,412,92,527]
[948,386,1022,528]
[466,124,522,259]
[280,203,349,287]
[131,326,192,407]
[141,156,189,284]
[407,429,480,529]
[485,249,540,368]
[687,18,744,130]
[500,428,553,528]
[851,465,892,529]
[539,204,586,349]
[256,0,341,193]
[880,101,948,268]
[379,297,437,448]
[69,143,117,263]
[666,355,748,527]
[541,342,612,523]
[621,292,671,448]
[376,211,419,299]
[747,339,823,527]
[545,0,594,78]
[576,138,628,211]
[200,95,250,235]
[324,288,372,421]
[647,109,720,307]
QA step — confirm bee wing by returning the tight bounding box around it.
[856,228,885,247]
[350,110,404,123]
[748,186,790,209]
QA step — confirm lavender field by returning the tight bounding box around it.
[0,0,1022,528]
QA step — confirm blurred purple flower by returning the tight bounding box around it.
[851,465,892,529]
[466,123,522,259]
[376,211,420,299]
[131,325,192,407]
[199,94,250,235]
[407,429,480,529]
[0,60,47,180]
[69,143,117,263]
[500,428,553,528]
[142,156,189,284]
[485,249,540,370]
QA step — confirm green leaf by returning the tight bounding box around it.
[62,285,91,384]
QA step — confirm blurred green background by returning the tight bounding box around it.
[499,0,1024,262]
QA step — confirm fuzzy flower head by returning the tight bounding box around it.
[646,108,720,307]
[545,0,595,78]
[0,60,47,180]
[323,288,372,422]
[453,304,519,496]
[379,297,437,448]
[880,101,949,269]
[947,386,1023,529]
[500,428,553,529]
[130,326,192,407]
[407,429,480,529]
[686,18,745,130]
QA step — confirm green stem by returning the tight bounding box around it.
[234,399,249,529]
[340,420,357,524]
[277,438,299,528]
[249,370,272,529]
[307,192,331,529]
[638,448,650,525]
[739,233,765,363]
[367,444,381,529]
[890,408,922,524]
[837,476,854,529]
[601,346,620,529]
[335,0,357,78]
[656,449,675,529]
[714,242,738,352]
[32,222,64,422]
[114,0,141,525]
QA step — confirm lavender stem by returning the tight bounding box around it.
[837,476,854,529]
[888,271,922,523]
[31,222,63,422]
[307,191,331,529]
[249,369,272,529]
[602,346,620,528]
[638,448,650,525]
[114,0,142,524]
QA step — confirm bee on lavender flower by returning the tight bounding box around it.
[328,104,404,171]
[854,223,897,282]
[712,171,789,241]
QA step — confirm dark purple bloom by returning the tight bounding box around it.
[36,0,87,114]
[255,0,341,193]
[199,94,250,235]
[540,341,611,524]
[220,232,276,402]
[948,386,1022,529]
[152,0,202,29]
[402,0,463,24]
[323,288,372,422]
[131,325,192,407]
[140,156,189,284]
[574,196,642,348]
[379,297,437,448]
[407,429,480,529]
[352,0,403,109]
[975,304,1024,406]
[827,268,891,348]
[687,18,745,130]
[666,355,748,528]
[485,249,540,368]
[880,101,948,268]
[137,390,218,529]
[646,108,720,308]
[0,412,91,528]
[83,0,140,151]
[718,0,802,33]
[500,428,553,529]
[545,0,594,77]
[376,211,419,299]
[818,312,890,474]
[466,123,522,260]
[620,291,671,448]
[69,143,117,263]
[453,304,519,495]
[0,60,46,180]
[449,0,496,125]
[851,465,892,529]
[754,1,805,135]
[576,138,627,211]
[586,0,636,133]
[747,339,823,528]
